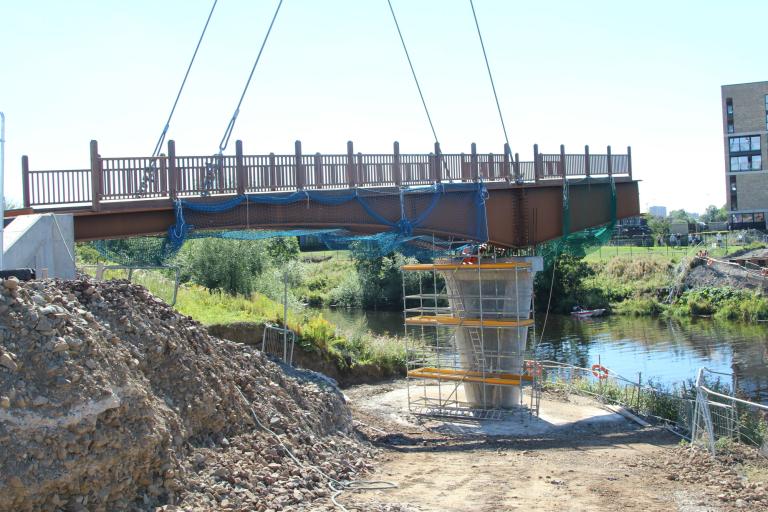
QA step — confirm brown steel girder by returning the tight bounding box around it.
[67,179,640,248]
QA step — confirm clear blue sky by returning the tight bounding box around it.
[1,0,764,213]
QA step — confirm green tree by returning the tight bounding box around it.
[174,238,269,295]
[265,237,300,262]
[701,204,728,223]
[534,254,596,313]
[668,209,694,224]
[645,214,670,243]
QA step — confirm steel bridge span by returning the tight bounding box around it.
[12,139,640,247]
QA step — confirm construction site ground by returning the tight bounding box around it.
[340,381,768,512]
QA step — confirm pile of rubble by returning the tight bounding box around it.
[652,444,768,510]
[0,277,389,511]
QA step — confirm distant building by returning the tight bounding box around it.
[648,206,667,218]
[721,81,768,230]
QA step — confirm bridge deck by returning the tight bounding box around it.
[15,139,640,247]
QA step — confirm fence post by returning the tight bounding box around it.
[514,152,521,182]
[269,152,277,191]
[346,141,356,187]
[168,140,177,200]
[295,140,304,190]
[471,142,479,181]
[314,152,323,189]
[627,145,632,179]
[533,144,540,183]
[90,140,101,211]
[236,140,246,195]
[393,141,402,186]
[433,141,442,183]
[21,156,30,208]
[560,144,566,178]
[584,144,590,178]
[503,143,511,182]
[607,145,613,177]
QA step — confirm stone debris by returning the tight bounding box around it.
[0,277,401,511]
[646,444,768,510]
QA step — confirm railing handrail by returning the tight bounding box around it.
[22,140,633,208]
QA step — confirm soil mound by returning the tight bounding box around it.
[0,277,373,511]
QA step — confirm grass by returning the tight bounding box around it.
[668,286,768,322]
[293,252,356,307]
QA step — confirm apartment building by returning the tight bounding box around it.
[722,81,768,230]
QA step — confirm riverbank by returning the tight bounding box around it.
[130,272,407,386]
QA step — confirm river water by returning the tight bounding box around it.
[318,308,768,399]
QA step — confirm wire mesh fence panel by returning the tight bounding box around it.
[261,323,296,365]
[691,368,768,456]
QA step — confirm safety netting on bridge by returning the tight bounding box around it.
[92,183,489,265]
[90,177,617,266]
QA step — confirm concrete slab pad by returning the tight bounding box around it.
[350,383,630,437]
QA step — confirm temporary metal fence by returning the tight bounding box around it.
[538,359,696,435]
[77,264,180,306]
[542,361,768,457]
[261,322,296,365]
[691,367,768,456]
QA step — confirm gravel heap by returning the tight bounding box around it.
[650,444,768,510]
[0,277,385,511]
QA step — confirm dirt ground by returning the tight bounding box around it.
[336,381,762,512]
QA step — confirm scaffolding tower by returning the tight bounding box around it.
[402,253,543,420]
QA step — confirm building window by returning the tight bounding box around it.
[729,135,761,153]
[730,176,738,209]
[756,212,765,223]
[726,98,734,116]
[728,121,735,133]
[730,155,762,171]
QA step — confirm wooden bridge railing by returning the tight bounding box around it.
[21,140,632,210]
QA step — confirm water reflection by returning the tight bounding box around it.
[315,308,768,400]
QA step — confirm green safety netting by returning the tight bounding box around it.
[535,177,617,267]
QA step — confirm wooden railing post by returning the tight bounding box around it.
[627,145,632,179]
[560,144,566,177]
[295,140,304,190]
[21,156,30,208]
[168,140,177,200]
[236,140,246,195]
[90,140,101,211]
[269,152,277,191]
[393,141,402,187]
[314,152,323,189]
[584,145,590,178]
[346,141,356,187]
[488,153,495,180]
[514,153,521,182]
[533,144,540,183]
[607,145,613,177]
[433,142,442,182]
[503,143,511,182]
[471,142,479,181]
[356,152,364,185]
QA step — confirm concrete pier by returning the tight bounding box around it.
[439,257,543,408]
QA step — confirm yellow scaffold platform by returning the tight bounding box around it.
[404,315,534,328]
[408,367,534,386]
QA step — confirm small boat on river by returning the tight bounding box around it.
[571,307,606,319]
